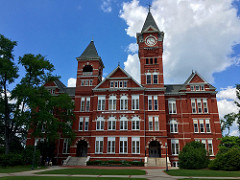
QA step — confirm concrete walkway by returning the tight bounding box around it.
[0,166,240,180]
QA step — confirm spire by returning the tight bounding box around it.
[77,40,101,60]
[141,11,160,33]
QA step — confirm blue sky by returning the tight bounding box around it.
[1,0,240,135]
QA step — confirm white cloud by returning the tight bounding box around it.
[217,86,239,136]
[127,43,138,54]
[124,54,140,82]
[120,0,240,84]
[67,78,76,87]
[101,0,112,13]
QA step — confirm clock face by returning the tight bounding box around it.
[145,36,157,46]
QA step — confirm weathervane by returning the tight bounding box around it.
[118,61,120,66]
[146,3,151,12]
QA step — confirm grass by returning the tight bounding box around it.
[0,177,146,180]
[166,169,240,177]
[38,168,146,175]
[0,166,38,173]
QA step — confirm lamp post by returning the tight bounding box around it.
[32,140,37,170]
[165,142,168,171]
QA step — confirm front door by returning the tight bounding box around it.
[76,140,88,157]
[149,141,161,157]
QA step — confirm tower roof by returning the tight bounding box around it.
[77,40,101,60]
[141,11,160,33]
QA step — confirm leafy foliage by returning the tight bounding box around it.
[179,141,209,169]
[209,136,240,170]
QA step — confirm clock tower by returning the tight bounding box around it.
[137,11,164,88]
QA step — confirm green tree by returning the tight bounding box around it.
[209,136,240,170]
[179,141,209,169]
[0,34,75,155]
[0,34,19,154]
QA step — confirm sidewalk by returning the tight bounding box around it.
[0,166,240,180]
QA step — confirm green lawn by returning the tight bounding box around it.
[166,169,240,177]
[38,168,146,175]
[0,166,35,173]
[0,177,146,180]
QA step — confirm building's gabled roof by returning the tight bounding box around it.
[94,65,143,90]
[141,11,160,33]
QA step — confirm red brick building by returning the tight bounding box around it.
[27,12,222,167]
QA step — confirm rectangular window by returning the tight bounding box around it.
[63,139,70,154]
[120,97,128,110]
[153,74,158,84]
[208,140,213,155]
[84,117,89,131]
[119,81,123,88]
[168,100,177,114]
[85,80,88,86]
[191,99,196,113]
[149,116,153,130]
[154,116,159,131]
[79,117,83,131]
[81,80,85,86]
[196,85,200,91]
[110,81,114,88]
[97,96,105,111]
[201,85,204,91]
[107,137,115,153]
[120,137,128,154]
[89,80,93,86]
[190,85,194,91]
[146,74,151,84]
[95,137,103,154]
[86,97,90,112]
[124,81,127,88]
[200,119,204,133]
[154,96,158,110]
[205,119,211,133]
[132,137,140,154]
[171,139,179,155]
[201,139,207,150]
[203,99,208,113]
[197,99,202,113]
[80,98,85,112]
[120,118,128,130]
[148,96,152,110]
[132,95,139,110]
[193,119,199,133]
[114,81,118,88]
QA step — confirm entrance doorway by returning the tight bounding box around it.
[149,141,161,157]
[76,140,88,157]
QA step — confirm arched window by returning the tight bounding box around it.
[132,116,140,130]
[109,95,116,110]
[120,117,128,130]
[96,117,104,130]
[108,117,116,130]
[120,95,128,110]
[170,119,178,133]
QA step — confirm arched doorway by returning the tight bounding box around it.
[76,140,88,157]
[149,141,161,157]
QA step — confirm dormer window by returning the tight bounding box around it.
[190,85,205,91]
[114,81,118,88]
[110,81,114,88]
[196,85,200,91]
[119,81,123,88]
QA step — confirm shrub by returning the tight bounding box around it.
[0,153,23,167]
[179,141,209,169]
[22,145,40,165]
[209,147,240,171]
